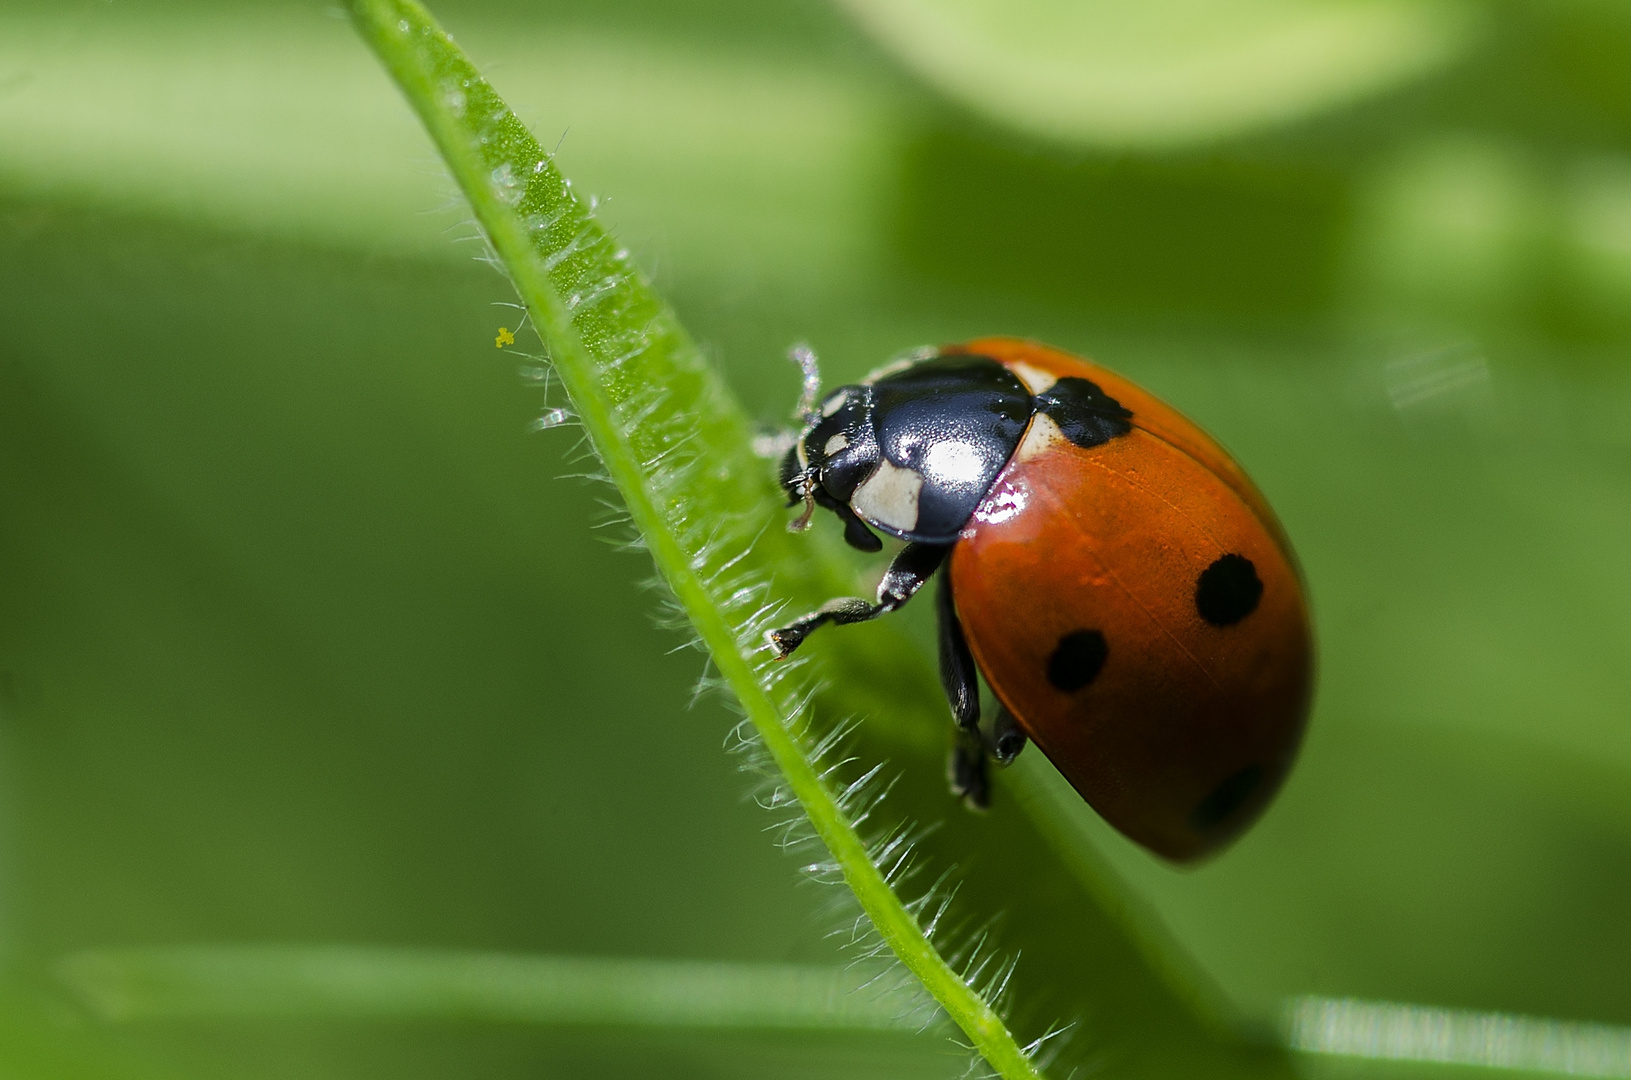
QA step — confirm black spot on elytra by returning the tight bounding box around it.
[1189,764,1264,832]
[1047,630,1107,692]
[1033,377,1133,449]
[1195,553,1262,626]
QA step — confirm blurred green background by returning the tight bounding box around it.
[4,0,1631,1076]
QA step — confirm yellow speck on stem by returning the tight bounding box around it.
[495,326,515,348]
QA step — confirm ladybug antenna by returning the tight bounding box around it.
[789,343,822,429]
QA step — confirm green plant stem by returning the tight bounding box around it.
[347,1,1044,1075]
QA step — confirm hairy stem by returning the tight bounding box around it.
[348,1,1045,1075]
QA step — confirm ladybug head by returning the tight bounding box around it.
[779,384,885,553]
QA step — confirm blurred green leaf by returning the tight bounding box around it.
[58,946,931,1033]
[834,0,1480,147]
[1286,995,1631,1079]
[0,6,887,275]
[0,987,178,1080]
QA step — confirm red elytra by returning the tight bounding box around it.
[945,338,1312,860]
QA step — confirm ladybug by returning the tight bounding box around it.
[769,338,1312,861]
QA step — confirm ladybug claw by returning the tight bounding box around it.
[948,739,990,811]
[765,626,801,660]
[989,706,1027,766]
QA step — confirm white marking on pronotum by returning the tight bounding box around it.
[860,357,916,384]
[860,346,937,384]
[823,433,849,456]
[1007,360,1059,394]
[851,460,923,533]
[821,389,848,417]
[1013,412,1065,462]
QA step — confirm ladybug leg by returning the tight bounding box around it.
[937,565,1005,809]
[767,543,949,658]
[935,566,980,734]
[946,713,1024,812]
[937,565,1023,808]
[989,705,1027,766]
[948,736,990,811]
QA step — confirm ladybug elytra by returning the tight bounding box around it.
[770,338,1312,862]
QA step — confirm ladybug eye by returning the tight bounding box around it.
[1195,553,1262,627]
[1189,764,1264,833]
[1046,629,1107,692]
